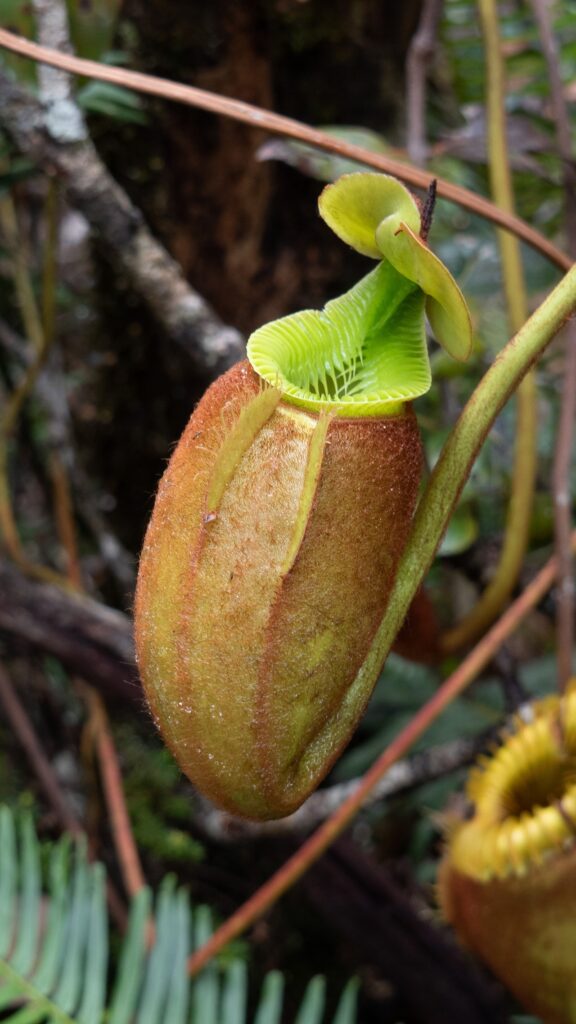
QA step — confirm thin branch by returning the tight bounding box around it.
[31,0,85,142]
[552,325,576,691]
[82,686,146,899]
[200,736,479,841]
[0,26,570,272]
[187,533,576,974]
[0,554,139,703]
[529,0,576,243]
[0,660,128,927]
[406,0,445,166]
[0,660,82,834]
[441,0,536,654]
[48,451,83,589]
[530,0,576,692]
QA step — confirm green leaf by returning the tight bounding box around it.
[318,173,473,361]
[294,976,326,1024]
[161,890,190,1024]
[375,219,472,360]
[0,807,18,960]
[30,839,71,994]
[439,503,479,556]
[76,865,107,1024]
[107,888,151,1024]
[10,816,41,976]
[259,126,401,183]
[52,842,92,1015]
[331,979,359,1024]
[190,907,219,1024]
[318,172,420,258]
[76,82,147,125]
[136,877,178,1024]
[220,961,247,1024]
[252,972,284,1024]
[0,806,359,1024]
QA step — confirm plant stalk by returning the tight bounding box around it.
[530,0,576,692]
[441,0,536,653]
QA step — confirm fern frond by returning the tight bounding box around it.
[0,806,358,1024]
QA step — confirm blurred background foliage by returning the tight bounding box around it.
[0,0,575,1021]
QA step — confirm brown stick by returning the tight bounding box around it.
[406,0,444,166]
[529,0,576,243]
[0,661,130,927]
[0,27,570,272]
[48,452,83,591]
[552,326,576,691]
[0,661,82,834]
[83,687,146,899]
[187,535,575,974]
[530,0,576,691]
[0,555,139,703]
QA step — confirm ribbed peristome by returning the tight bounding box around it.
[440,687,576,1024]
[450,689,576,881]
[247,262,431,417]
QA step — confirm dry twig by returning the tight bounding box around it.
[83,686,146,899]
[0,26,570,272]
[530,0,576,691]
[406,0,444,165]
[0,661,81,834]
[0,554,139,702]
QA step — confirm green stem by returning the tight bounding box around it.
[441,0,537,653]
[360,261,576,685]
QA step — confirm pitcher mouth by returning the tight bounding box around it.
[450,690,576,881]
[247,262,431,418]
